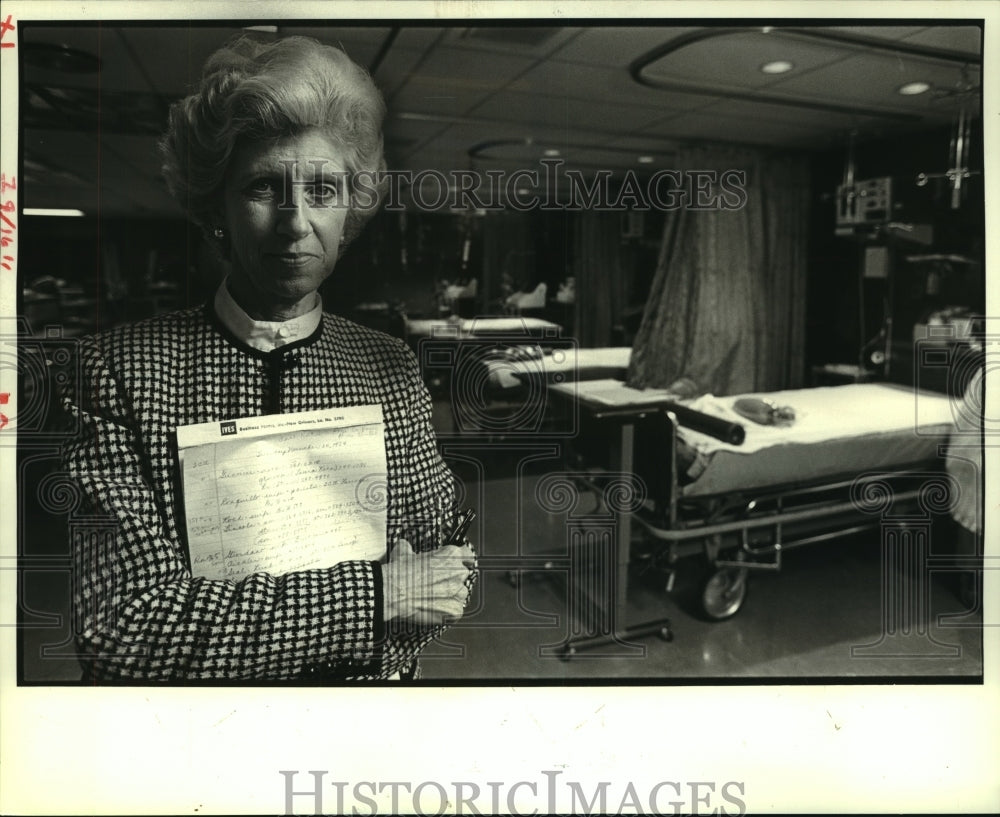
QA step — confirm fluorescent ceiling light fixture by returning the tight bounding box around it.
[897,81,931,96]
[637,155,655,164]
[760,60,794,74]
[543,149,561,157]
[22,208,85,217]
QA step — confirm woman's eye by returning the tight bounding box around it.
[244,179,278,199]
[308,182,342,205]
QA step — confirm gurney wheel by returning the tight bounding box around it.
[701,567,748,621]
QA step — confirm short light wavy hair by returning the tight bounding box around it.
[160,35,388,247]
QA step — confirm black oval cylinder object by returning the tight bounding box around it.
[662,400,746,446]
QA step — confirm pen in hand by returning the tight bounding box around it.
[445,509,476,546]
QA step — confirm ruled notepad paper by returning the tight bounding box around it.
[176,406,388,581]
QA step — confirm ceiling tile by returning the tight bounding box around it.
[390,46,533,116]
[469,90,671,133]
[591,133,680,155]
[509,59,706,112]
[21,25,142,93]
[462,121,614,148]
[815,26,930,42]
[440,26,580,57]
[638,111,820,147]
[550,26,704,67]
[640,30,858,90]
[392,28,448,51]
[695,98,890,132]
[121,26,394,98]
[117,26,236,97]
[384,116,449,145]
[280,25,390,45]
[390,82,494,118]
[768,52,979,112]
[407,45,533,85]
[869,25,981,56]
[376,47,432,98]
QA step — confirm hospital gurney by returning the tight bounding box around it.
[544,379,958,646]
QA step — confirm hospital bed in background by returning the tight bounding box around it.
[425,338,631,437]
[483,346,632,390]
[539,379,958,654]
[405,316,568,420]
[418,335,961,650]
[405,315,564,342]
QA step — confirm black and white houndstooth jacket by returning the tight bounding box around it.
[61,302,464,682]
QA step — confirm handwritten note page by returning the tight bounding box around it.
[176,406,388,581]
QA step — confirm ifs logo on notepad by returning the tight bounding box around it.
[220,421,238,436]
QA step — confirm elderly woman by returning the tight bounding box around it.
[61,35,475,681]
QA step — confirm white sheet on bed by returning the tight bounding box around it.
[682,383,957,455]
[405,316,562,339]
[486,347,632,390]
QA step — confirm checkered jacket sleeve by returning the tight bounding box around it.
[61,308,471,681]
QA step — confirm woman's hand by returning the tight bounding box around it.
[381,539,476,625]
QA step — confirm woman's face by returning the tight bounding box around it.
[221,128,351,320]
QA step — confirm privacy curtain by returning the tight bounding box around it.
[573,210,626,348]
[626,146,809,396]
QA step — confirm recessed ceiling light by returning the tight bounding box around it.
[637,155,655,164]
[760,60,794,75]
[543,149,561,157]
[897,81,931,96]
